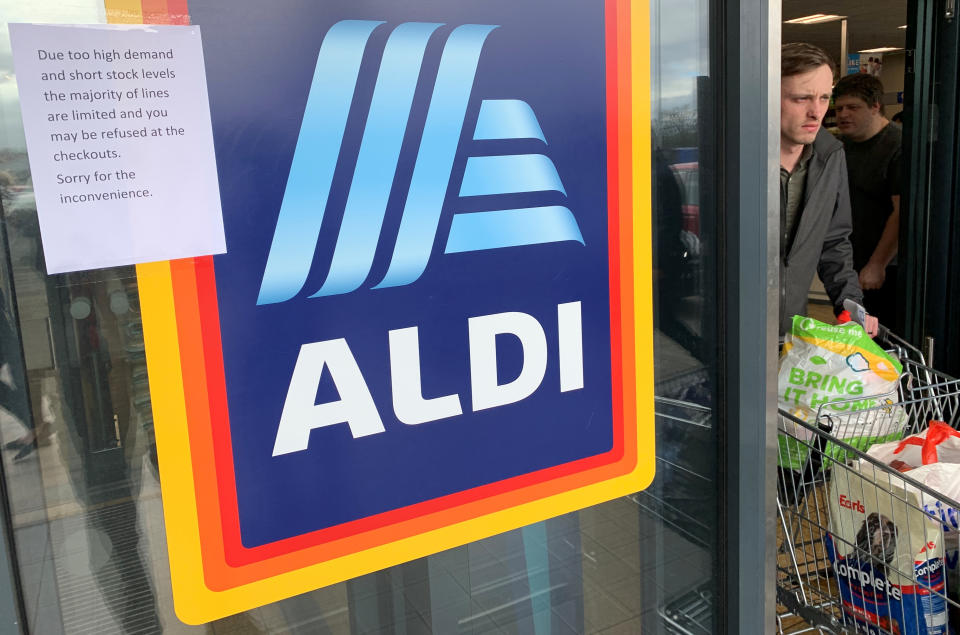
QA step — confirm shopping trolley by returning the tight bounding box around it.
[776,328,960,634]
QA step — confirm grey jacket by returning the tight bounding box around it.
[780,128,863,335]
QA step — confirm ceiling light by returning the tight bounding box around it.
[898,24,908,29]
[784,14,847,24]
[858,46,903,53]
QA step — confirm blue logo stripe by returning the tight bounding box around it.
[473,99,545,142]
[257,20,383,306]
[311,22,443,298]
[374,24,498,290]
[444,206,584,253]
[459,154,567,197]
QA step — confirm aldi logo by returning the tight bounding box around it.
[134,0,652,624]
[258,20,583,304]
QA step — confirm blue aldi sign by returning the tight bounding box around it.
[134,0,654,623]
[217,9,613,548]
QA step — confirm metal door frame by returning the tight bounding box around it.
[718,0,781,631]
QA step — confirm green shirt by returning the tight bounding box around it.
[780,144,814,253]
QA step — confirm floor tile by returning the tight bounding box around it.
[30,605,65,635]
[593,615,644,634]
[425,599,499,635]
[494,606,580,635]
[586,585,633,632]
[369,612,432,635]
[404,568,469,616]
[13,522,49,567]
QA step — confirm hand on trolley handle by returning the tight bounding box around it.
[843,298,881,338]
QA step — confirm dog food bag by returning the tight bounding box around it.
[828,461,949,634]
[779,316,905,470]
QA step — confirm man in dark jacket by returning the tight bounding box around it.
[779,43,878,337]
[835,73,902,330]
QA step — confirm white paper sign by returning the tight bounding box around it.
[8,23,226,274]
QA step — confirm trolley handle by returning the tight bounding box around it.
[842,299,890,339]
[843,298,933,368]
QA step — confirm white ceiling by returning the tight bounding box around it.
[782,0,908,66]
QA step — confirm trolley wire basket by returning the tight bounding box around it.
[776,346,960,635]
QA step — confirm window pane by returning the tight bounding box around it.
[0,0,720,632]
[645,0,720,630]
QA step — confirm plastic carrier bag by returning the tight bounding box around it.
[869,421,960,474]
[867,421,960,533]
[778,315,905,471]
[868,421,960,624]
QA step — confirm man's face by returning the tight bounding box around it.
[781,64,834,147]
[835,95,882,141]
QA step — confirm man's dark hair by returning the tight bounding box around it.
[782,42,837,79]
[835,73,885,107]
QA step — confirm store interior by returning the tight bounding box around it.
[781,1,909,325]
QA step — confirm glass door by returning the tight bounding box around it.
[0,0,769,631]
[901,0,960,377]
